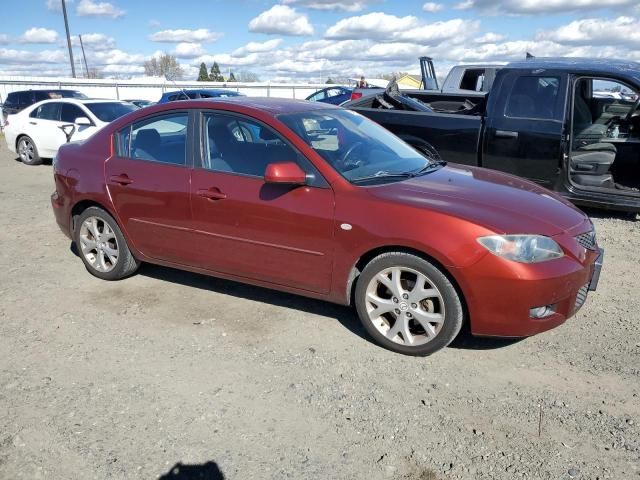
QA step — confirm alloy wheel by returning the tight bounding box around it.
[365,266,445,346]
[79,216,119,273]
[18,138,34,163]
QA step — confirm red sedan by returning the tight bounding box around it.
[51,98,603,355]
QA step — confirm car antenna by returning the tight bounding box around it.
[166,74,190,100]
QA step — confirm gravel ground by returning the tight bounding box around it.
[0,137,638,480]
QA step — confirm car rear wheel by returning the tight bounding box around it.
[74,206,140,280]
[17,136,41,165]
[355,252,463,356]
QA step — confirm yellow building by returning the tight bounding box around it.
[396,74,422,89]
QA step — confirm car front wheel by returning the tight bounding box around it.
[74,206,140,280]
[355,252,463,356]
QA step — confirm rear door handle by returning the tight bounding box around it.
[109,174,133,186]
[29,121,37,125]
[495,130,519,139]
[196,188,227,201]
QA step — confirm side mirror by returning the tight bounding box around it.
[264,162,307,185]
[74,116,92,126]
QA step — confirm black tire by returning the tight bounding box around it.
[17,136,41,165]
[354,252,463,356]
[74,206,140,280]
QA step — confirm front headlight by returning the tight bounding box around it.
[477,235,564,263]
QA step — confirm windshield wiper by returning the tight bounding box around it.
[351,170,415,184]
[412,159,447,176]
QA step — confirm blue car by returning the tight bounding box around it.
[157,89,244,104]
[305,86,352,105]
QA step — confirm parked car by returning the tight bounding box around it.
[50,98,602,356]
[157,89,244,104]
[2,89,87,124]
[124,99,155,108]
[306,86,352,105]
[4,98,138,165]
[347,57,640,213]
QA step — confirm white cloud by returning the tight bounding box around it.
[76,0,124,18]
[475,32,505,43]
[232,39,283,56]
[326,12,420,40]
[173,42,205,58]
[0,48,67,64]
[325,13,478,45]
[249,5,314,36]
[91,49,145,65]
[194,53,261,67]
[454,0,474,9]
[537,16,640,47]
[422,2,444,12]
[282,0,376,11]
[460,0,635,14]
[71,33,116,51]
[20,27,59,44]
[150,29,222,43]
[0,34,9,44]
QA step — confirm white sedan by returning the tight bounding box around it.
[4,98,138,165]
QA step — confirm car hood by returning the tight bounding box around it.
[366,163,588,236]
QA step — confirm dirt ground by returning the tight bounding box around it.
[0,137,638,480]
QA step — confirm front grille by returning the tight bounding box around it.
[575,283,589,311]
[575,231,597,251]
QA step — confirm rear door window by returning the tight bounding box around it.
[117,113,188,166]
[505,76,561,120]
[32,102,62,121]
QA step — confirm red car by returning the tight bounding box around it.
[51,98,603,356]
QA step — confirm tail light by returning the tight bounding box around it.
[350,92,363,100]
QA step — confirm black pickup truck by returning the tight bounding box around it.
[347,58,640,212]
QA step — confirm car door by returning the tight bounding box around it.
[188,111,335,294]
[482,72,567,188]
[27,102,65,157]
[106,111,193,263]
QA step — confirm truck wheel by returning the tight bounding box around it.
[355,252,463,356]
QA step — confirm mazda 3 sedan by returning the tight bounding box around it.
[51,98,603,355]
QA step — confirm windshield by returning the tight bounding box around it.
[85,102,139,122]
[278,109,432,183]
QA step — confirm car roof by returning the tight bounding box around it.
[34,98,129,105]
[505,57,640,83]
[201,96,340,114]
[162,88,240,95]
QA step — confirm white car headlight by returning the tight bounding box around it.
[477,235,564,263]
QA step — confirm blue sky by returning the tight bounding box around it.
[0,0,639,81]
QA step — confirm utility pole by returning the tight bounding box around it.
[78,34,89,78]
[61,0,76,78]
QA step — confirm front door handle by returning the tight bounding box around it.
[197,188,227,201]
[495,130,519,139]
[109,174,133,186]
[29,121,37,125]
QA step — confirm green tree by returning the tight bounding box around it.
[325,77,334,84]
[228,71,236,82]
[197,62,208,81]
[209,62,224,82]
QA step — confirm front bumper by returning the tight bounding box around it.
[455,244,602,338]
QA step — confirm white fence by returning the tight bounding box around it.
[0,76,334,103]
